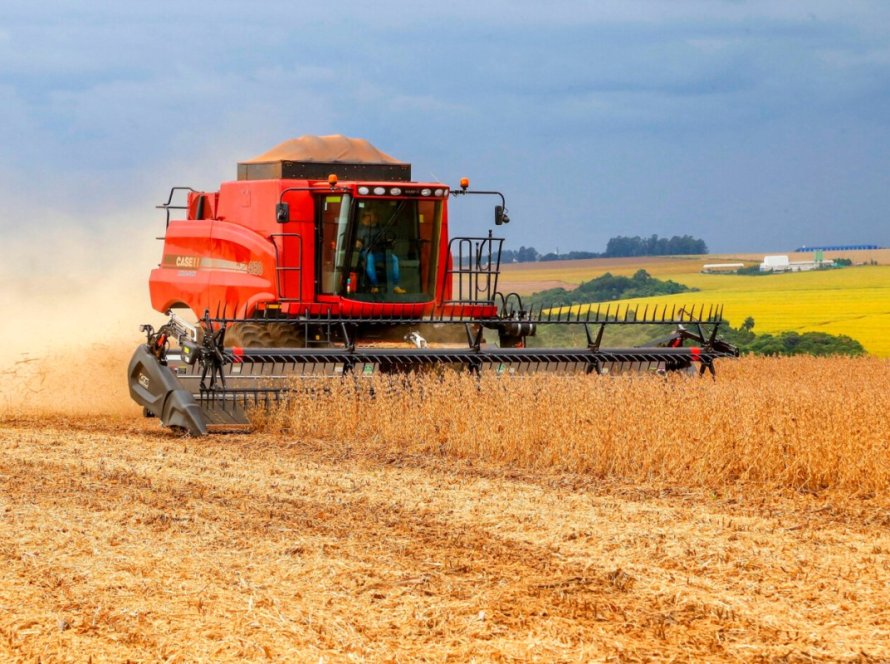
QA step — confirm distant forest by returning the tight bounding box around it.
[526,269,692,309]
[502,234,708,263]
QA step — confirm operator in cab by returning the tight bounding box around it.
[354,208,407,294]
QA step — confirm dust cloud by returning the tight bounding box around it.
[0,210,167,416]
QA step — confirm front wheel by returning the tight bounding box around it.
[224,322,305,348]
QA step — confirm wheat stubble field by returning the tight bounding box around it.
[1,348,890,661]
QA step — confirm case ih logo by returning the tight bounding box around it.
[164,255,201,269]
[175,256,200,269]
[163,255,264,276]
[138,373,150,390]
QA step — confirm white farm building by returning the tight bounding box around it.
[759,255,831,273]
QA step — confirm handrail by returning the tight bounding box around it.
[445,233,504,305]
[156,186,197,228]
[270,233,303,303]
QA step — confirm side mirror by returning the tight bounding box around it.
[275,202,290,223]
[495,205,510,225]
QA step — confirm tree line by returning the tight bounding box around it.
[501,234,708,263]
[526,269,693,309]
[720,318,865,357]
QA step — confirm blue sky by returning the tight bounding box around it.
[2,0,889,253]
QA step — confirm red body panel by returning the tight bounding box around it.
[150,218,279,317]
[149,178,498,320]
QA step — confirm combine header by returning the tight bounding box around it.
[128,135,737,434]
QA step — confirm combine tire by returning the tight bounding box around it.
[224,322,305,348]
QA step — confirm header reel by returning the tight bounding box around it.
[128,301,738,436]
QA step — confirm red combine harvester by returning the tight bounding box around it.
[129,135,737,434]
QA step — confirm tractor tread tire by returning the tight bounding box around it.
[225,322,305,348]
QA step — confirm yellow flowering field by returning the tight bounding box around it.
[500,253,890,357]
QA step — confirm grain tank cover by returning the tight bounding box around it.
[237,134,411,181]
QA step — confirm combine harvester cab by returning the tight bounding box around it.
[129,135,738,435]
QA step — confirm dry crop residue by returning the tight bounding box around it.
[0,353,889,660]
[3,419,890,661]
